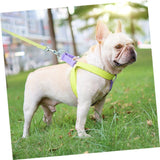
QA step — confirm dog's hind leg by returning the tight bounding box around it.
[94,97,105,122]
[40,98,59,125]
[22,100,39,138]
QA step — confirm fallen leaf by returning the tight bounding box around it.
[68,129,75,137]
[84,151,89,154]
[70,129,74,132]
[85,128,90,131]
[134,136,140,140]
[111,101,118,105]
[89,115,96,121]
[122,103,133,109]
[141,95,145,99]
[137,100,141,104]
[68,132,72,137]
[148,98,152,102]
[109,106,114,109]
[147,120,153,126]
[12,140,18,143]
[124,88,130,93]
[49,143,63,152]
[105,98,112,103]
[18,119,23,122]
[16,96,20,100]
[125,95,128,99]
[152,132,155,137]
[126,111,132,114]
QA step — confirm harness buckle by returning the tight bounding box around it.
[61,53,78,67]
[109,74,117,91]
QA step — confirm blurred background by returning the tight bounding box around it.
[1,0,150,75]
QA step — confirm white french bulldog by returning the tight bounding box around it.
[22,21,136,138]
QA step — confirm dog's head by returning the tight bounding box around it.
[96,21,137,73]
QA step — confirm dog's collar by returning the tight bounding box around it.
[70,61,116,97]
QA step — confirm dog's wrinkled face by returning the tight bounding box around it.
[103,33,137,68]
[96,21,137,72]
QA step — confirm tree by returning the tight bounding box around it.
[108,2,148,42]
[66,7,78,56]
[73,2,148,44]
[47,9,58,64]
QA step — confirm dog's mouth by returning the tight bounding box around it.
[113,57,136,67]
[113,60,122,67]
[113,60,129,67]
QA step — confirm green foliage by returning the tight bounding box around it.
[6,49,159,159]
[73,2,148,38]
[74,5,102,18]
[125,20,145,36]
[128,1,148,10]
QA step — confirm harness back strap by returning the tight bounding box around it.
[70,62,115,97]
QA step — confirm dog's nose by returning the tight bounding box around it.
[131,54,136,61]
[130,48,136,62]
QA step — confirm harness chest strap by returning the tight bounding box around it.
[70,62,115,97]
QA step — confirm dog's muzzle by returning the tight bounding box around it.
[114,47,136,67]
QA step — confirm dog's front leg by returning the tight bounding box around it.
[76,101,91,138]
[94,97,105,122]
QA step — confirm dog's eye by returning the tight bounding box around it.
[115,44,123,49]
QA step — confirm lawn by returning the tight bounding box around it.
[6,48,159,159]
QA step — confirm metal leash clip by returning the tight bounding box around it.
[44,47,64,57]
[44,47,79,67]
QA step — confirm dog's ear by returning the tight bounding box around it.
[96,21,111,44]
[115,20,122,33]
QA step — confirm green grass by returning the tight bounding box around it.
[6,48,159,159]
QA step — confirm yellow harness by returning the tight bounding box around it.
[70,61,115,97]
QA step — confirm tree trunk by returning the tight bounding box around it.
[47,9,58,64]
[130,15,137,46]
[130,19,135,40]
[67,7,78,56]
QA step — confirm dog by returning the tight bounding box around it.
[22,21,136,138]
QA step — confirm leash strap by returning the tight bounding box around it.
[2,28,46,50]
[70,61,115,97]
[2,28,66,57]
[2,28,116,97]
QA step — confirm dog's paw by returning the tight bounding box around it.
[43,114,52,125]
[22,134,28,138]
[78,132,91,138]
